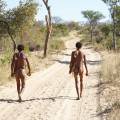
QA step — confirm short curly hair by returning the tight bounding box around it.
[17,44,24,51]
[76,42,82,49]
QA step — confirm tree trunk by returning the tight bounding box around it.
[42,0,52,58]
[44,28,51,57]
[90,25,93,43]
[90,30,93,42]
[0,20,16,52]
[112,11,117,50]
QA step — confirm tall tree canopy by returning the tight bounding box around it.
[42,0,52,57]
[101,0,120,49]
[115,6,120,36]
[5,0,38,41]
[0,0,5,15]
[0,0,38,51]
[52,16,63,24]
[82,10,104,42]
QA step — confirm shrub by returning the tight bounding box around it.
[50,38,65,51]
[101,53,120,82]
[52,24,69,37]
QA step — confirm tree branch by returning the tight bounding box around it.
[42,0,52,57]
[0,20,16,52]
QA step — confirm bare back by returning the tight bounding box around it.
[70,50,85,74]
[13,52,27,73]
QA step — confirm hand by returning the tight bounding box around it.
[86,71,88,76]
[27,72,31,76]
[69,70,72,74]
[11,73,15,77]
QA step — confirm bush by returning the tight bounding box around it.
[100,52,120,120]
[116,38,120,49]
[99,24,111,38]
[52,24,69,37]
[50,38,65,51]
[0,52,11,65]
[101,53,120,82]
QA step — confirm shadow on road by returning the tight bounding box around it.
[87,81,111,89]
[0,98,37,103]
[87,60,102,65]
[53,58,102,66]
[59,52,71,56]
[53,59,70,65]
[97,107,112,117]
[41,96,76,101]
[0,96,77,103]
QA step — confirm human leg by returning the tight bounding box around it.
[79,72,83,97]
[20,69,25,94]
[15,75,22,102]
[74,74,80,100]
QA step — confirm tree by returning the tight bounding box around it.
[114,6,120,36]
[0,20,16,51]
[0,0,5,15]
[82,10,104,42]
[52,24,69,37]
[0,0,6,33]
[52,16,63,24]
[100,24,111,38]
[5,0,38,42]
[101,0,119,49]
[67,21,80,31]
[0,0,16,51]
[0,0,6,36]
[42,0,52,57]
[0,0,38,52]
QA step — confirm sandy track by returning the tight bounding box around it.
[0,38,101,120]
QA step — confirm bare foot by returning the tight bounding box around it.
[80,93,82,98]
[18,95,22,103]
[76,97,80,100]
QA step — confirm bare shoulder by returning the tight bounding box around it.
[20,52,27,59]
[13,52,17,58]
[72,51,76,53]
[80,51,85,56]
[71,51,75,55]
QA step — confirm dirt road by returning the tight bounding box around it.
[0,38,101,120]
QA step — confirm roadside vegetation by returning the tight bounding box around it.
[80,1,120,119]
[0,0,120,119]
[100,52,120,120]
[81,24,120,120]
[0,0,80,85]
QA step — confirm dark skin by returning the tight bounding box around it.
[11,51,31,102]
[69,48,88,100]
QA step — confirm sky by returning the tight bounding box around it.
[5,0,110,22]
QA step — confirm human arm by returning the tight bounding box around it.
[83,54,88,76]
[69,52,74,74]
[26,58,31,76]
[11,54,15,77]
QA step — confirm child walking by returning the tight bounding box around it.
[69,42,88,100]
[11,44,31,102]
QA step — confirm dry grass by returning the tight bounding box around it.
[50,38,65,51]
[101,52,120,83]
[0,51,56,85]
[100,52,120,120]
[0,32,74,85]
[0,65,11,85]
[28,51,55,73]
